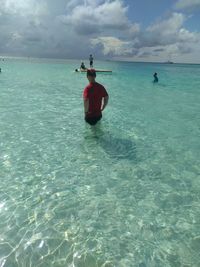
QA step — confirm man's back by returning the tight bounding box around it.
[83,69,109,126]
[83,82,108,117]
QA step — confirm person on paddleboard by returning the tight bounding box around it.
[89,54,94,68]
[80,62,86,70]
[83,69,109,126]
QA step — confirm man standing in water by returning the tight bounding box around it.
[83,69,109,126]
[89,54,94,68]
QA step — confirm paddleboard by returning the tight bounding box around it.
[75,69,112,73]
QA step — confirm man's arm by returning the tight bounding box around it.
[84,98,89,114]
[101,96,109,111]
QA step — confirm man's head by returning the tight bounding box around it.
[87,69,96,82]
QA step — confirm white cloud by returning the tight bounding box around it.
[175,0,200,10]
[136,12,200,48]
[132,12,200,62]
[59,0,140,57]
[89,11,200,60]
[0,0,200,62]
[11,32,22,41]
[130,40,200,63]
[66,0,108,10]
[129,23,140,36]
[147,13,185,36]
[0,0,49,16]
[62,0,129,35]
[91,36,133,56]
[178,28,200,42]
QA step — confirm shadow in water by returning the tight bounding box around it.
[152,82,167,88]
[84,123,137,161]
[99,135,137,161]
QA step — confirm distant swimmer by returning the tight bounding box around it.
[83,69,109,126]
[80,62,86,70]
[89,54,94,68]
[153,72,158,83]
[0,68,1,73]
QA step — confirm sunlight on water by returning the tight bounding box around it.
[0,59,200,266]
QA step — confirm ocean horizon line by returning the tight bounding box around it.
[1,55,200,65]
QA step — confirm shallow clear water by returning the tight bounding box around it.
[0,58,200,267]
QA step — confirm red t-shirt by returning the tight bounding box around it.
[83,82,108,117]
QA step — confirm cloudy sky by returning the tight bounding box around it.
[0,0,200,63]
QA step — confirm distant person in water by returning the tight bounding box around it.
[0,68,1,73]
[153,72,158,83]
[80,62,86,70]
[83,69,109,126]
[89,54,94,68]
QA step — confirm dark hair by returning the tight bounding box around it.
[87,69,96,77]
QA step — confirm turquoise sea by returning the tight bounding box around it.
[0,58,200,267]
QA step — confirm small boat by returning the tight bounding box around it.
[75,68,112,73]
[163,60,174,64]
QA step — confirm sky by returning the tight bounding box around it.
[0,0,200,63]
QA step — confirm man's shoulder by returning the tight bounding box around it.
[84,84,91,90]
[95,82,105,89]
